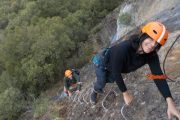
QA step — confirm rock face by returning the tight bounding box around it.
[64,1,180,120]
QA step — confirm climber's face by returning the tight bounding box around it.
[68,74,72,79]
[142,37,157,53]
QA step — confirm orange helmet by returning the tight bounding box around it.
[65,70,72,77]
[141,21,168,46]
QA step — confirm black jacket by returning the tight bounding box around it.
[107,35,172,99]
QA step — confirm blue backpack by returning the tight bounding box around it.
[92,48,110,69]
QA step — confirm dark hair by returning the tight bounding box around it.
[139,33,150,45]
[129,34,141,50]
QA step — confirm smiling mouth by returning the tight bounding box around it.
[147,48,152,52]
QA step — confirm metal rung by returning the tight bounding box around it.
[102,89,116,111]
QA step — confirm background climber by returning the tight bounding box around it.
[64,69,81,97]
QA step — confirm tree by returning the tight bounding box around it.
[36,0,80,18]
[0,87,26,120]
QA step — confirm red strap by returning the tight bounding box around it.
[146,74,167,80]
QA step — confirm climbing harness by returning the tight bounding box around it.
[92,48,110,70]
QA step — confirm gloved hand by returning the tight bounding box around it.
[123,91,133,105]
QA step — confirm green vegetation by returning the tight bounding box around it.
[0,87,26,120]
[0,0,124,119]
[33,96,49,119]
[118,13,132,25]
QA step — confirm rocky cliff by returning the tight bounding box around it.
[57,0,180,120]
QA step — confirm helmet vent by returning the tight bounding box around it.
[153,30,157,34]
